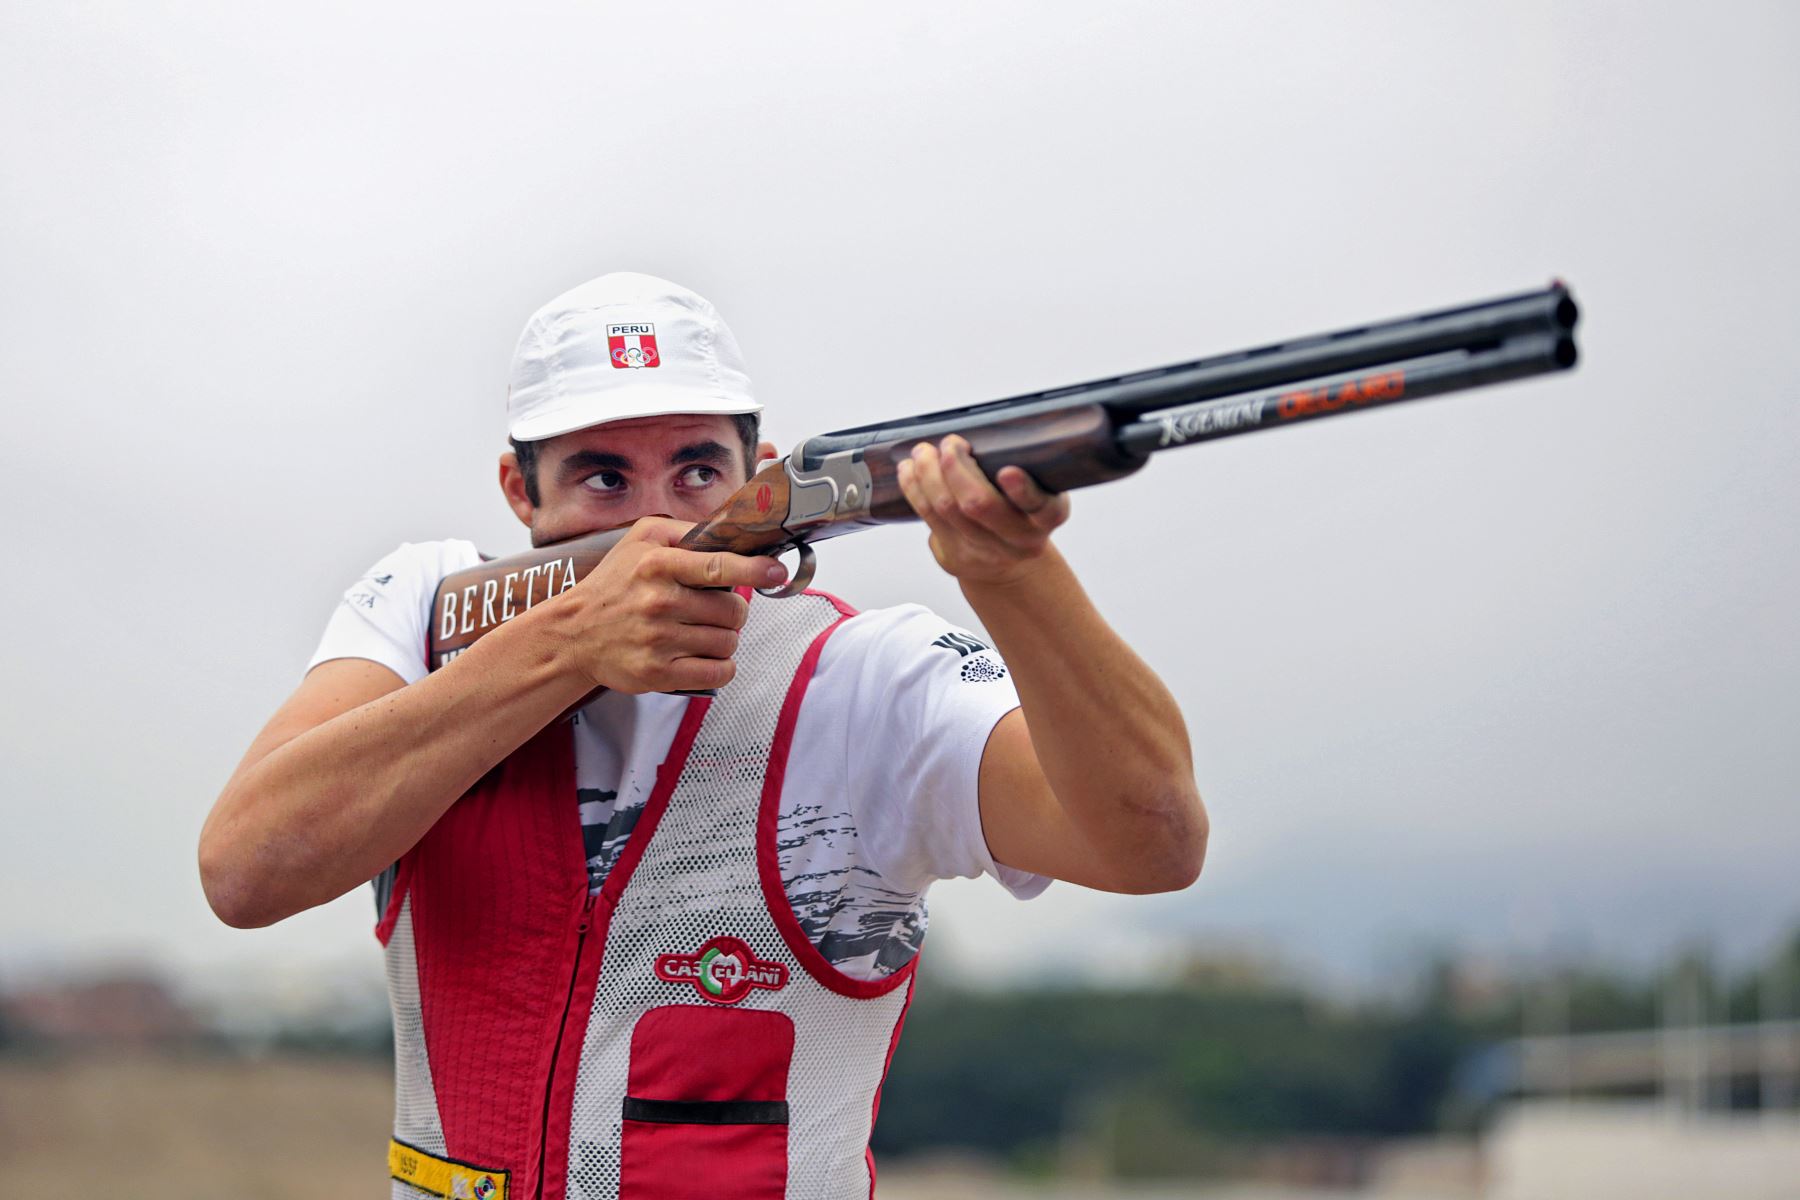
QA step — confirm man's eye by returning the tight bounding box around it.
[582,471,626,493]
[680,466,719,487]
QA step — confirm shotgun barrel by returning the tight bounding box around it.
[795,283,1578,467]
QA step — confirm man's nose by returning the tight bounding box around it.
[641,482,682,517]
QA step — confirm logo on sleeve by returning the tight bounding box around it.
[655,935,788,1005]
[959,655,1007,683]
[608,322,660,369]
[931,631,990,658]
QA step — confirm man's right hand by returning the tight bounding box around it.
[550,517,788,695]
[201,519,787,928]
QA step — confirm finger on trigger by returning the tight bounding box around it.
[669,548,786,591]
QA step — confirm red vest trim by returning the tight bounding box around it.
[756,591,920,1001]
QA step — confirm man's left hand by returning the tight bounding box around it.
[897,432,1205,894]
[895,435,1072,588]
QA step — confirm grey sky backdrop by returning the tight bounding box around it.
[2,2,1796,1003]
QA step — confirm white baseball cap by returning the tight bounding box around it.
[506,271,760,442]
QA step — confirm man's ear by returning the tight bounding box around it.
[499,450,536,527]
[755,439,779,467]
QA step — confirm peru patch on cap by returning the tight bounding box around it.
[607,322,660,369]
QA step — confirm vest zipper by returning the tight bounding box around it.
[536,891,596,1200]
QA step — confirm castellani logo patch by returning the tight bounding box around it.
[608,322,659,369]
[654,935,788,1005]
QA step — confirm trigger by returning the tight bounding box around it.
[756,542,817,599]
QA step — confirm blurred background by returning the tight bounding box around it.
[2,2,1797,1196]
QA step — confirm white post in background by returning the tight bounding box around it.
[1523,963,1575,1102]
[1659,951,1710,1120]
[1761,951,1796,1118]
[1691,956,1712,1118]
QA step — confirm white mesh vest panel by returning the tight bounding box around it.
[565,591,914,1200]
[385,895,449,1200]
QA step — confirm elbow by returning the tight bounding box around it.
[199,852,269,929]
[1108,782,1209,895]
[1169,823,1209,891]
[1133,830,1207,894]
[198,816,282,930]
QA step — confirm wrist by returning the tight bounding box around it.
[958,544,1072,607]
[496,588,609,696]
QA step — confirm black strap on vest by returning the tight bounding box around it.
[622,1097,790,1126]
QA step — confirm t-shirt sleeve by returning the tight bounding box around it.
[811,603,1051,900]
[305,540,482,685]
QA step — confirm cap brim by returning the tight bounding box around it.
[509,385,762,442]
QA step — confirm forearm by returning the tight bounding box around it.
[200,601,592,927]
[963,545,1206,886]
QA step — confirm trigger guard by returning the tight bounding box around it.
[756,542,817,599]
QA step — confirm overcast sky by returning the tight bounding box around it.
[2,2,1796,1001]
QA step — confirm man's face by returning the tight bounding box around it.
[500,414,767,547]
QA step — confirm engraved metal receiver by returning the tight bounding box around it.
[748,452,881,596]
[679,447,884,597]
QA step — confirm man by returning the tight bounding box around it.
[200,272,1205,1200]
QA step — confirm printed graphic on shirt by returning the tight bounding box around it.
[931,631,1008,683]
[931,631,990,657]
[578,789,926,980]
[960,654,1008,683]
[578,786,642,895]
[777,803,927,978]
[344,569,398,614]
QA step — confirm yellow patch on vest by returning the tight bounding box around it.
[388,1138,509,1200]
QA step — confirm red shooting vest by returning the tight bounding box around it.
[377,590,917,1200]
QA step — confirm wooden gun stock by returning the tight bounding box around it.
[426,527,629,671]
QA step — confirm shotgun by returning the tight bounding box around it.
[429,282,1580,669]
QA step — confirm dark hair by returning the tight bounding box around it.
[509,413,761,507]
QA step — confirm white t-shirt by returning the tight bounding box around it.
[309,540,1049,981]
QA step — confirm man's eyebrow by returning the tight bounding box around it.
[670,441,734,467]
[556,449,633,480]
